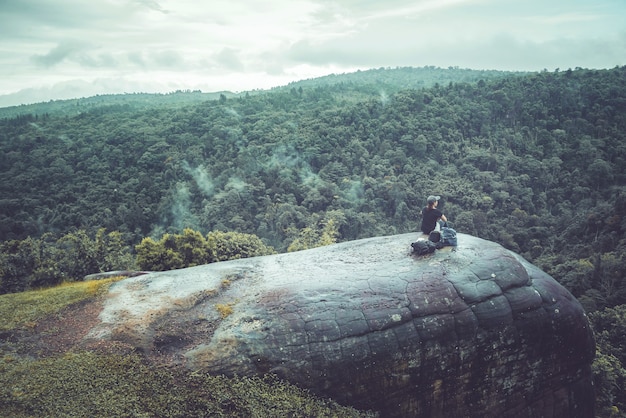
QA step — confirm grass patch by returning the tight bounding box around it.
[0,352,376,417]
[0,278,123,331]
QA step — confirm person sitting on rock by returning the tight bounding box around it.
[420,195,447,234]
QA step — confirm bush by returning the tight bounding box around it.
[207,230,276,261]
[0,229,135,295]
[136,228,275,271]
[590,305,626,416]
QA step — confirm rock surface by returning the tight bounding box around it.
[86,233,595,417]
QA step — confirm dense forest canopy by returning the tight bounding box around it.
[0,67,624,274]
[2,65,626,415]
[1,66,625,303]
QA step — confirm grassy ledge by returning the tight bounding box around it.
[0,280,377,417]
[0,277,122,331]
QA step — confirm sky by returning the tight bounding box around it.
[0,0,625,107]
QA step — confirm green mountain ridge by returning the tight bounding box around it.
[0,90,239,120]
[0,66,526,119]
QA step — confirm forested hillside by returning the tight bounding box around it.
[2,65,626,415]
[1,66,625,308]
[0,90,235,120]
[0,66,521,120]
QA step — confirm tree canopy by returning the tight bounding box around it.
[1,66,625,306]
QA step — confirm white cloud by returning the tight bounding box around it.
[0,0,624,107]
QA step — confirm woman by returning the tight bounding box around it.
[420,195,447,234]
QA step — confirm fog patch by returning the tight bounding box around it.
[170,182,199,231]
[29,122,44,131]
[182,161,215,197]
[340,178,365,205]
[224,107,241,118]
[225,176,248,191]
[267,144,302,169]
[300,165,323,186]
[380,90,389,107]
[212,176,249,201]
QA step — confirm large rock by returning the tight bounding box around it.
[86,233,595,417]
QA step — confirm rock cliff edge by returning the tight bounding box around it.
[86,233,595,417]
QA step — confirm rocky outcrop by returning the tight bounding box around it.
[86,233,595,417]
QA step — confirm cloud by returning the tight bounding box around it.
[0,1,126,37]
[151,50,185,68]
[133,0,170,14]
[284,0,626,72]
[1,0,625,106]
[76,53,118,68]
[31,41,88,67]
[527,12,601,25]
[127,51,147,68]
[215,48,245,72]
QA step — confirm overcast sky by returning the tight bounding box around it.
[1,0,624,107]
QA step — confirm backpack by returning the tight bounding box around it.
[440,225,458,246]
[411,240,437,256]
[428,230,441,243]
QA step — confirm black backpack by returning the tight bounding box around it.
[411,240,437,256]
[428,230,441,243]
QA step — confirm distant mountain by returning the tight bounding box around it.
[0,90,239,119]
[275,65,528,93]
[0,66,528,119]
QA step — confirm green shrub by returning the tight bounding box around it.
[206,230,276,261]
[287,216,340,252]
[136,228,275,271]
[590,305,626,416]
[0,229,135,294]
[592,349,626,418]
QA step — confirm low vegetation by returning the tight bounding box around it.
[0,277,120,331]
[0,352,374,417]
[0,281,374,417]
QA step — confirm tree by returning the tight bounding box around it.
[206,230,275,261]
[135,229,275,271]
[589,305,626,416]
[0,229,135,294]
[135,233,190,271]
[287,212,342,252]
[0,237,40,293]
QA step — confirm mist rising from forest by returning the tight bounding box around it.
[182,161,215,197]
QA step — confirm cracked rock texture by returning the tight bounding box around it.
[87,233,595,417]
